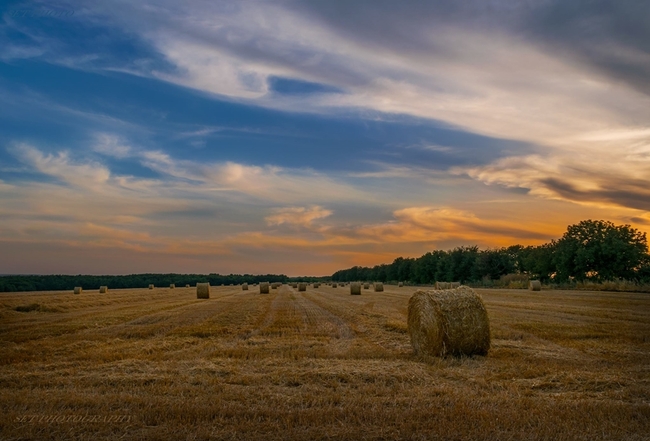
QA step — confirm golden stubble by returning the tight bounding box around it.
[1,284,648,440]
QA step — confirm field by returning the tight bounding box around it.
[1,284,649,440]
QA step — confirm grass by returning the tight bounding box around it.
[1,285,649,440]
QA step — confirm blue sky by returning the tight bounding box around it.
[1,0,649,275]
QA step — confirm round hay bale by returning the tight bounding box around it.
[242,283,249,290]
[374,283,384,292]
[408,286,490,357]
[196,283,210,299]
[435,281,451,290]
[298,282,307,292]
[148,284,154,290]
[73,287,82,295]
[313,283,320,288]
[185,284,190,288]
[529,280,542,291]
[363,283,370,289]
[350,282,361,295]
[332,283,338,288]
[99,286,108,294]
[260,282,270,294]
[398,282,404,287]
[450,282,461,288]
[170,284,175,289]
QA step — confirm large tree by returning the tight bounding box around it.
[554,220,648,282]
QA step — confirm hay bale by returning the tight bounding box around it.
[408,286,490,357]
[529,280,542,291]
[435,281,451,290]
[298,282,307,292]
[450,282,461,288]
[73,287,82,294]
[99,286,108,293]
[196,283,210,299]
[170,284,175,289]
[398,282,404,287]
[242,283,249,290]
[149,284,154,289]
[350,282,361,295]
[260,282,270,294]
[185,284,190,288]
[332,283,337,288]
[374,283,384,292]
[313,283,320,288]
[363,283,369,289]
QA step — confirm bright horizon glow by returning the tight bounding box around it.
[1,1,649,275]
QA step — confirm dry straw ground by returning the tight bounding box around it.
[1,285,649,440]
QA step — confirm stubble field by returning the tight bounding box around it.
[1,284,649,440]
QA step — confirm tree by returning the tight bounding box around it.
[554,220,648,282]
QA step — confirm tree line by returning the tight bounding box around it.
[0,273,295,293]
[331,220,650,284]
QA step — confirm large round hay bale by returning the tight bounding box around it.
[313,283,320,288]
[242,283,249,290]
[99,286,108,293]
[298,282,307,292]
[435,281,451,290]
[170,284,175,289]
[398,282,404,287]
[148,284,154,290]
[529,280,541,291]
[73,287,82,295]
[196,283,210,299]
[374,283,384,292]
[350,282,361,295]
[450,282,461,288]
[408,286,490,357]
[260,282,270,294]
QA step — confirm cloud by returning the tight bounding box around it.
[456,148,650,211]
[92,133,133,158]
[11,143,111,189]
[265,205,332,228]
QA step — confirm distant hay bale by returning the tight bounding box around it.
[408,286,490,357]
[313,283,320,288]
[450,282,461,289]
[374,283,384,292]
[170,284,175,289]
[436,281,451,290]
[242,283,249,290]
[529,280,542,291]
[398,282,404,287]
[298,282,307,291]
[99,286,108,293]
[73,287,82,294]
[196,283,210,299]
[332,283,338,288]
[185,284,190,288]
[260,282,270,294]
[350,282,361,295]
[149,284,154,289]
[271,282,278,289]
[364,283,370,289]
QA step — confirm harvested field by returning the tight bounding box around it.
[1,285,648,440]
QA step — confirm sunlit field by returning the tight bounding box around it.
[1,284,649,440]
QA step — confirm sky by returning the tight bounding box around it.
[1,0,649,276]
